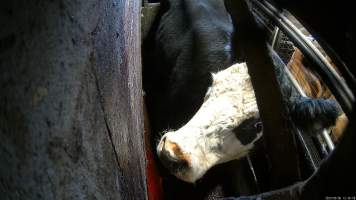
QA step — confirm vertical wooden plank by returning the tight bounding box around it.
[91,0,147,198]
[0,0,147,199]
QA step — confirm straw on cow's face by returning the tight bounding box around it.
[156,63,263,183]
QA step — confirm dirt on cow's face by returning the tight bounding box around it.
[156,63,263,183]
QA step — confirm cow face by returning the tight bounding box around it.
[156,63,263,183]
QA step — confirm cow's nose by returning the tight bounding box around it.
[158,138,189,173]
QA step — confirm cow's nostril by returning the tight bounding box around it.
[158,140,189,173]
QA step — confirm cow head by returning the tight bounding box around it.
[156,63,263,183]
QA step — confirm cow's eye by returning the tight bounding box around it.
[233,117,262,145]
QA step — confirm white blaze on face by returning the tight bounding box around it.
[156,63,262,183]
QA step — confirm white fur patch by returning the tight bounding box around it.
[157,63,261,183]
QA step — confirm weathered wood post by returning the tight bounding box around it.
[0,0,147,199]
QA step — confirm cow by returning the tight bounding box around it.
[287,49,349,142]
[143,0,342,184]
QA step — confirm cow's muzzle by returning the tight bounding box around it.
[157,136,190,174]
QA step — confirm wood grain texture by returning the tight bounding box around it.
[0,0,147,199]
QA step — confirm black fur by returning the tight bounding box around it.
[270,49,342,133]
[289,97,341,132]
[233,116,262,145]
[143,0,234,137]
[144,0,341,140]
[143,0,345,198]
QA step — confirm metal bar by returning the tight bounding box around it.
[268,46,323,168]
[268,3,354,102]
[284,64,334,151]
[250,0,343,153]
[247,155,261,193]
[295,129,318,170]
[322,130,335,150]
[250,0,354,117]
[271,27,280,49]
[283,65,306,96]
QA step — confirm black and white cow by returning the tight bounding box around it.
[143,0,341,183]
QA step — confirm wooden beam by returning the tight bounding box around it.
[0,0,147,199]
[225,0,301,189]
